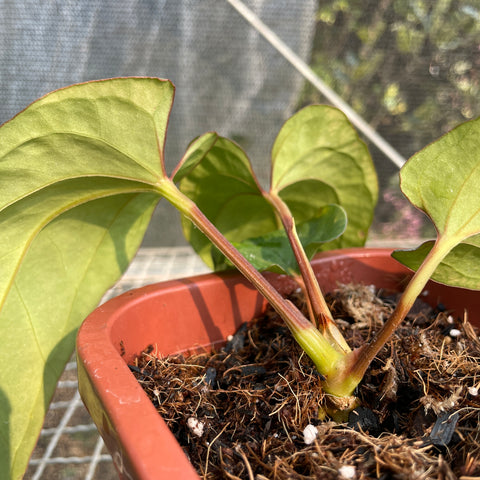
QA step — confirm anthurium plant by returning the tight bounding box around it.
[1,77,479,479]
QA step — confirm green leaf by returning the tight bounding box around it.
[400,117,480,239]
[231,205,347,275]
[172,132,219,182]
[271,105,378,248]
[395,116,480,288]
[0,77,173,478]
[0,194,157,479]
[178,135,277,269]
[179,106,377,268]
[392,236,480,290]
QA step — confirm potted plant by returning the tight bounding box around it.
[1,77,479,478]
[77,248,480,479]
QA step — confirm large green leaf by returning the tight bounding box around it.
[393,116,480,288]
[271,105,378,248]
[0,194,158,478]
[179,106,377,268]
[0,78,173,479]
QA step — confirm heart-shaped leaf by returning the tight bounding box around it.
[230,205,347,275]
[393,117,480,288]
[0,78,173,478]
[271,105,378,248]
[178,135,277,269]
[179,106,377,269]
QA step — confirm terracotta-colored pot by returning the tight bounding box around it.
[76,248,480,480]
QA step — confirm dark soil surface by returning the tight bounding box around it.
[130,284,480,479]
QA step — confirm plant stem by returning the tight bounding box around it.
[157,178,345,374]
[349,236,457,383]
[265,192,350,354]
[290,274,316,324]
[266,192,332,323]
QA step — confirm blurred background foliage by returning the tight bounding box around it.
[299,0,480,240]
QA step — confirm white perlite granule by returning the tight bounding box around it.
[303,424,318,445]
[338,465,356,479]
[187,417,205,437]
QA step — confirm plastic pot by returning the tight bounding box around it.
[76,248,480,479]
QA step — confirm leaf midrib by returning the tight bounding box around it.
[1,186,160,312]
[1,130,162,210]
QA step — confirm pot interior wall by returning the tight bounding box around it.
[106,272,272,363]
